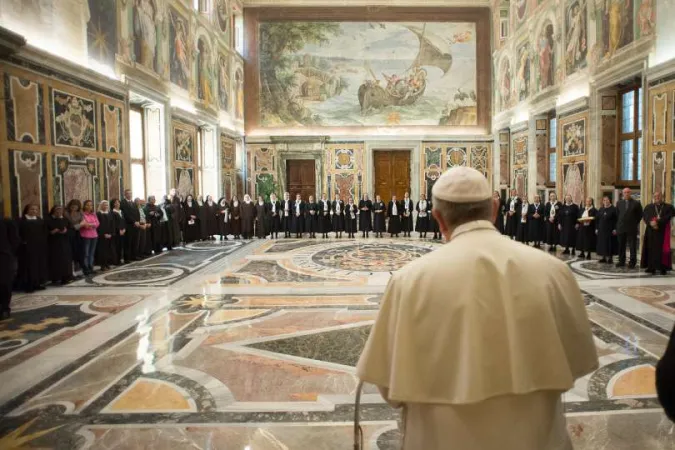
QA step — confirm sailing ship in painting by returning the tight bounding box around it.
[258,21,477,127]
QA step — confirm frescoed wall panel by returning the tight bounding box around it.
[104,159,124,201]
[511,130,528,197]
[324,144,365,200]
[101,104,123,153]
[499,130,510,186]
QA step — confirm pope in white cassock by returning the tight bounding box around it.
[357,166,598,450]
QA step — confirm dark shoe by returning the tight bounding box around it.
[628,262,636,269]
[586,254,591,260]
[0,310,10,321]
[661,269,667,275]
[646,269,656,274]
[599,258,607,263]
[616,262,625,268]
[562,249,570,255]
[579,252,585,258]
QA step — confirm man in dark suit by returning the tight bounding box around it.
[615,187,643,268]
[121,189,141,261]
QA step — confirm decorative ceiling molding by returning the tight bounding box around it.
[243,0,491,7]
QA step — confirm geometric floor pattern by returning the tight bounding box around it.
[1,237,675,449]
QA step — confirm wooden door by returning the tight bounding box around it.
[286,159,316,200]
[373,151,411,203]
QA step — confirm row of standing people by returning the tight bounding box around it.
[493,188,674,274]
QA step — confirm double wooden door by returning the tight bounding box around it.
[373,151,411,203]
[286,159,316,200]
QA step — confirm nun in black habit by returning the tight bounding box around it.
[17,204,49,292]
[544,193,562,252]
[318,195,332,238]
[183,195,201,243]
[331,195,345,238]
[557,194,580,255]
[291,194,305,238]
[527,196,545,248]
[111,199,126,265]
[255,196,268,238]
[416,195,431,238]
[504,190,522,240]
[358,194,373,237]
[595,196,618,263]
[345,197,358,238]
[576,197,597,260]
[305,196,318,238]
[372,196,386,238]
[46,205,73,285]
[197,196,209,240]
[387,196,402,237]
[217,197,231,240]
[401,193,414,237]
[267,194,281,239]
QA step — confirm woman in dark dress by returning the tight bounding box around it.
[255,195,267,239]
[241,194,255,239]
[205,195,219,240]
[183,195,201,243]
[358,194,372,238]
[345,197,358,238]
[557,194,579,256]
[595,195,618,264]
[64,199,84,273]
[577,197,597,260]
[144,196,164,254]
[401,193,414,237]
[216,197,230,240]
[492,191,505,234]
[416,194,431,238]
[17,204,49,292]
[96,201,115,270]
[331,194,345,238]
[169,196,183,247]
[111,198,126,265]
[373,195,386,238]
[230,196,242,239]
[45,205,73,285]
[305,195,318,238]
[318,194,332,239]
[267,193,281,239]
[387,195,402,238]
[545,193,562,252]
[527,196,545,248]
[197,195,208,240]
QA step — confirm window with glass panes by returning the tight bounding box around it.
[548,117,557,185]
[618,87,643,183]
[129,108,146,200]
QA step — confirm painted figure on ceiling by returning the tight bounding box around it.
[198,39,214,106]
[538,23,554,90]
[638,0,655,37]
[170,12,190,89]
[517,46,530,100]
[218,55,230,111]
[565,1,587,74]
[235,68,244,119]
[500,59,512,110]
[133,0,157,71]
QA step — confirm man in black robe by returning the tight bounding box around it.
[505,189,522,240]
[373,195,386,238]
[121,189,141,261]
[544,192,561,252]
[0,215,19,320]
[305,195,318,238]
[641,191,674,275]
[267,193,281,239]
[318,194,331,238]
[358,194,373,238]
[616,187,643,268]
[281,192,292,238]
[291,193,305,238]
[557,195,579,256]
[401,192,414,237]
[527,195,545,248]
[388,195,402,237]
[595,195,618,264]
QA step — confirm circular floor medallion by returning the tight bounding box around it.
[92,295,144,309]
[618,286,667,300]
[92,267,183,285]
[310,243,432,272]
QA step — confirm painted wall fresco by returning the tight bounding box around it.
[565,0,588,76]
[511,130,529,197]
[557,110,589,205]
[1,63,126,218]
[538,21,555,91]
[516,42,532,101]
[257,21,478,127]
[420,142,492,198]
[169,7,191,91]
[220,135,236,200]
[324,144,365,200]
[499,130,510,186]
[87,0,118,68]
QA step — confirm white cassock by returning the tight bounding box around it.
[357,220,598,450]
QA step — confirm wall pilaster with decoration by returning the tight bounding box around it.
[420,142,492,199]
[557,110,589,205]
[645,76,675,203]
[0,59,127,218]
[220,134,237,201]
[323,143,365,201]
[510,128,528,198]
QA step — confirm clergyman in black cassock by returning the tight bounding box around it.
[240,195,256,239]
[576,198,597,260]
[527,196,545,248]
[331,195,345,238]
[305,196,318,238]
[267,194,282,238]
[318,195,332,238]
[401,194,414,237]
[46,206,73,285]
[641,192,674,275]
[255,196,267,238]
[416,195,431,238]
[387,196,402,237]
[345,199,358,238]
[358,195,372,237]
[505,190,522,239]
[96,201,116,270]
[17,204,49,292]
[544,193,561,252]
[281,193,292,238]
[291,195,305,238]
[595,196,618,263]
[557,195,579,255]
[372,197,386,238]
[0,216,19,319]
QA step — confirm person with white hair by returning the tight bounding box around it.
[357,166,598,450]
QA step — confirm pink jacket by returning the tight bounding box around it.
[80,212,100,238]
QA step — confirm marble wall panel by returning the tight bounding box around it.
[9,150,48,216]
[470,145,489,177]
[652,151,666,196]
[324,144,365,200]
[601,115,617,185]
[421,145,443,199]
[514,167,528,198]
[51,88,97,150]
[561,117,586,157]
[513,134,528,165]
[446,146,468,169]
[499,131,510,186]
[104,159,124,201]
[173,121,196,163]
[646,80,675,202]
[562,160,586,205]
[652,93,668,146]
[536,133,547,185]
[221,135,236,200]
[4,74,45,144]
[53,154,100,205]
[421,142,492,196]
[102,104,123,153]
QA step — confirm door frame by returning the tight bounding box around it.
[277,149,323,199]
[367,141,420,201]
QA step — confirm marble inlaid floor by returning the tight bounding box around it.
[1,237,675,449]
